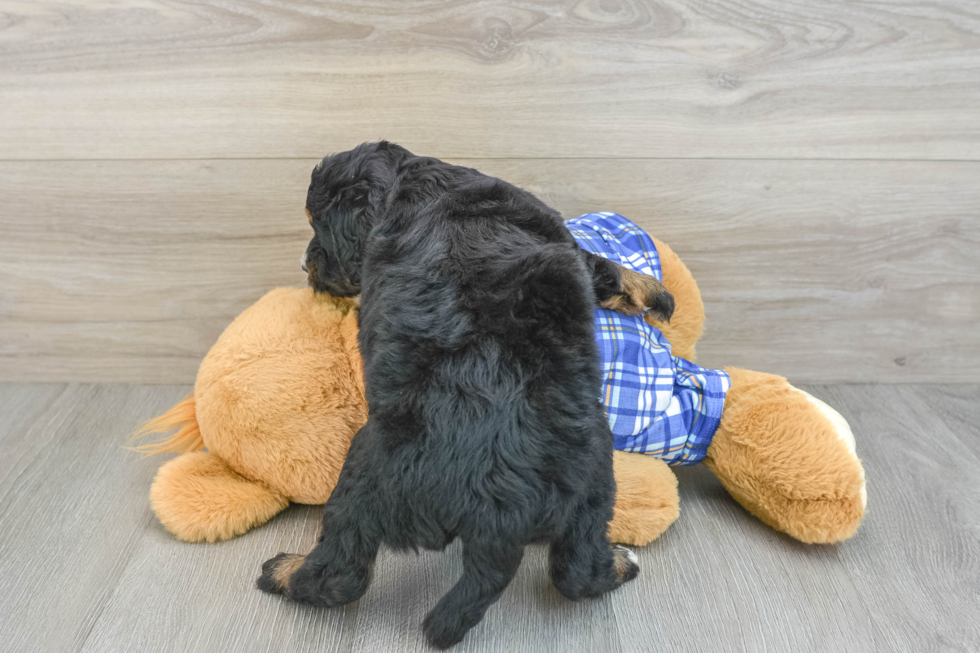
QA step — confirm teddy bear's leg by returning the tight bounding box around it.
[704,368,867,544]
[607,450,681,546]
[645,238,705,361]
[151,451,289,543]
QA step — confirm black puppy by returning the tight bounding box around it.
[258,142,673,648]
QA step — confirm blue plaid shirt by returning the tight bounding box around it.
[568,212,730,465]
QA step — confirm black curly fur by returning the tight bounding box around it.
[259,142,642,648]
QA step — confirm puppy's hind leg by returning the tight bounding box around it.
[257,432,382,608]
[422,539,525,649]
[550,478,639,601]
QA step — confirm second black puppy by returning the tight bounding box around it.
[258,142,671,648]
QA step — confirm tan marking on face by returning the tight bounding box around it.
[306,208,313,224]
[273,553,306,590]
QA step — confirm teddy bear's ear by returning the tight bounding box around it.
[150,452,288,543]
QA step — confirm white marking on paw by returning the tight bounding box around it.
[615,545,638,564]
[791,386,867,509]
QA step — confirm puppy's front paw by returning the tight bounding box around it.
[642,283,675,323]
[257,552,306,595]
[602,267,675,322]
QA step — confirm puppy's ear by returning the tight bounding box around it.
[329,205,367,287]
[327,179,389,292]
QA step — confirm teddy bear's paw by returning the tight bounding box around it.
[706,368,867,544]
[791,387,867,510]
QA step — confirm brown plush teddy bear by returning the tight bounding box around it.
[137,234,865,547]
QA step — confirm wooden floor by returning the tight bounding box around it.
[1,381,977,653]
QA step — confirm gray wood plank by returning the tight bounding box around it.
[3,383,979,652]
[913,385,980,461]
[816,385,980,653]
[84,481,623,653]
[349,542,624,653]
[79,501,359,653]
[0,383,190,653]
[2,159,977,384]
[611,459,875,652]
[0,382,65,445]
[1,1,979,160]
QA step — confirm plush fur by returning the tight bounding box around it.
[134,395,203,454]
[193,290,364,505]
[151,451,288,543]
[705,368,866,544]
[138,288,365,541]
[646,238,704,362]
[259,142,652,648]
[608,451,680,546]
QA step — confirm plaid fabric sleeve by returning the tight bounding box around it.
[567,212,730,465]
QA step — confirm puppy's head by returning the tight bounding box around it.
[302,141,410,296]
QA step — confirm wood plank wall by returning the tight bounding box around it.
[1,1,978,383]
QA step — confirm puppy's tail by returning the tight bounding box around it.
[129,393,205,454]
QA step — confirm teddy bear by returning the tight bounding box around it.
[137,214,866,547]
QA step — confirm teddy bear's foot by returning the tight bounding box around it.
[608,451,680,546]
[151,451,289,542]
[704,368,866,544]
